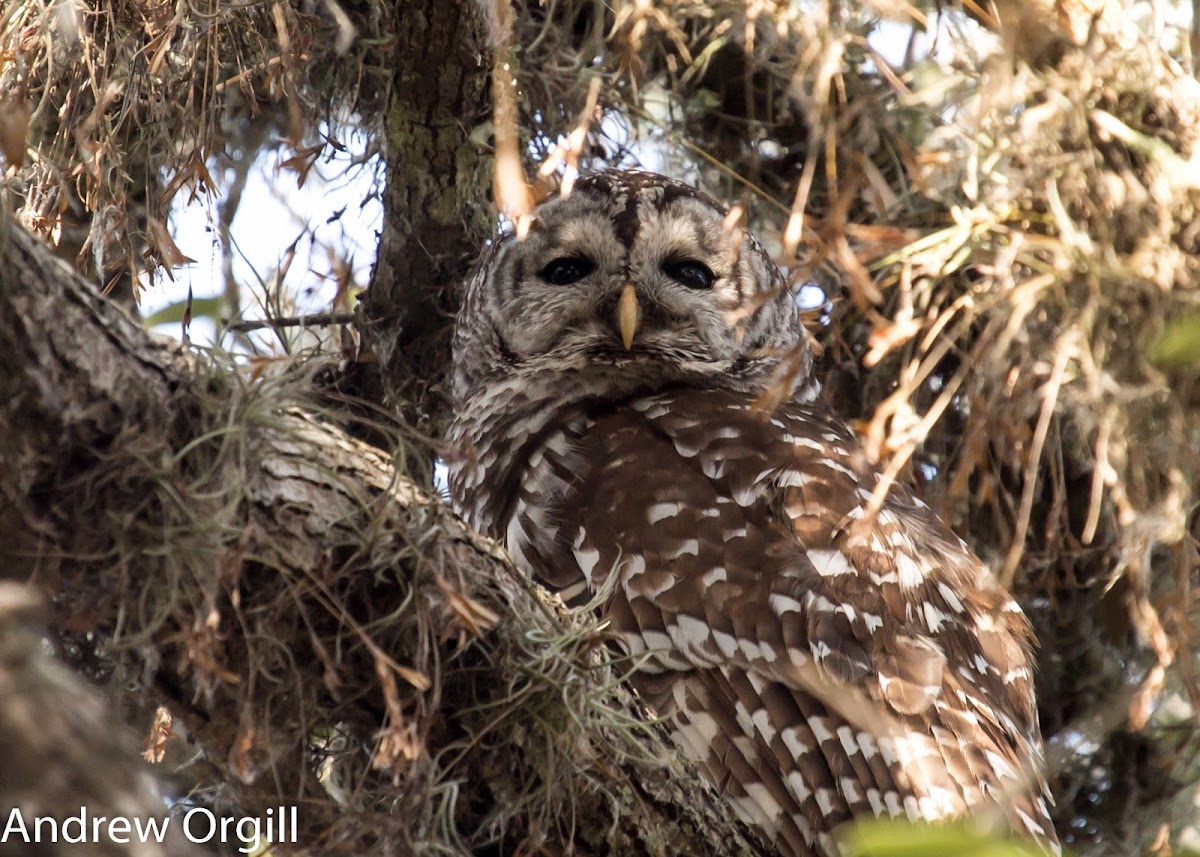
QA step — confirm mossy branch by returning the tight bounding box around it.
[0,216,772,856]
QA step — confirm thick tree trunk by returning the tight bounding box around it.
[360,0,495,440]
[0,215,771,855]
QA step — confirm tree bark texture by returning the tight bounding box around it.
[361,0,495,437]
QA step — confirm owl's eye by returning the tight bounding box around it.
[540,256,595,285]
[662,259,715,290]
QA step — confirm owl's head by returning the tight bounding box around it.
[452,170,811,407]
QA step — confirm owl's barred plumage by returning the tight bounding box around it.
[447,170,1059,856]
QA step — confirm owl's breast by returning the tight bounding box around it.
[498,391,792,673]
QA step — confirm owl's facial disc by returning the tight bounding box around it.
[490,185,779,375]
[453,171,807,407]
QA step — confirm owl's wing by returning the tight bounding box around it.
[505,388,1058,854]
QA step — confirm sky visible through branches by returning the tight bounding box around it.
[137,24,950,350]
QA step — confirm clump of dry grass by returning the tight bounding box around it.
[0,0,388,291]
[861,34,1200,849]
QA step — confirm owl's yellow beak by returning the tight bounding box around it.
[617,283,641,350]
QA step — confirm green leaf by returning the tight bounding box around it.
[143,297,222,328]
[840,818,1049,857]
[1149,311,1200,370]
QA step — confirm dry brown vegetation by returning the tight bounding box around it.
[2,0,1200,854]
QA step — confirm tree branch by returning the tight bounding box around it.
[222,311,358,333]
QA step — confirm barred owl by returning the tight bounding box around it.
[447,170,1059,856]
